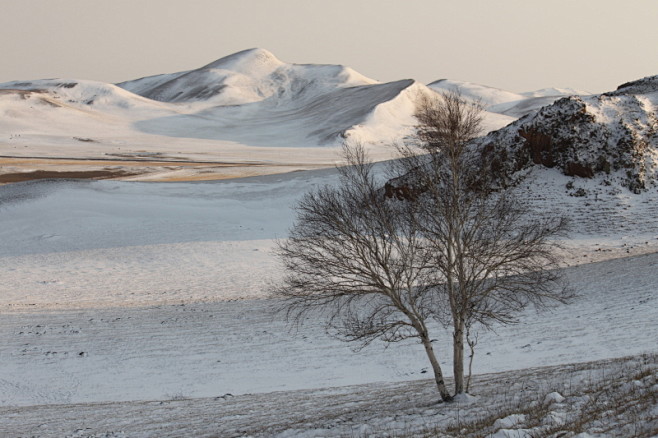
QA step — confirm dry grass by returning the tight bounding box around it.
[0,169,138,183]
[408,353,658,438]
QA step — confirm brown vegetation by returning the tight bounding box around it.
[0,169,137,183]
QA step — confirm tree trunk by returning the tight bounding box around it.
[453,319,465,395]
[420,334,453,402]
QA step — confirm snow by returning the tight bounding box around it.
[0,354,653,437]
[0,166,657,424]
[427,78,588,119]
[0,49,576,184]
[0,49,656,436]
[14,240,655,405]
[428,79,525,107]
[520,87,589,98]
[543,391,565,405]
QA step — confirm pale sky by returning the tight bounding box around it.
[1,0,656,93]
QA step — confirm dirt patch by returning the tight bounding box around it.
[0,157,241,168]
[0,170,137,183]
[0,156,332,183]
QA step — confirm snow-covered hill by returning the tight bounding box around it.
[0,79,175,136]
[0,49,516,166]
[118,48,375,105]
[479,75,658,192]
[5,48,631,185]
[0,165,657,436]
[427,78,588,118]
[117,49,513,146]
[0,49,430,151]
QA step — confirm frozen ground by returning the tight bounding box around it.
[0,164,657,436]
[0,354,654,438]
[0,252,656,406]
[1,167,658,309]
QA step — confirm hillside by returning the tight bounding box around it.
[479,75,658,193]
[1,165,657,436]
[427,78,587,118]
[0,49,450,151]
[0,49,520,184]
[118,48,512,146]
[118,48,375,105]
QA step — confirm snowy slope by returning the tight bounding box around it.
[0,253,655,405]
[0,163,657,435]
[521,86,588,98]
[1,355,653,437]
[1,166,658,393]
[118,48,375,106]
[480,75,658,192]
[0,79,175,135]
[428,79,525,107]
[427,79,588,119]
[120,48,510,146]
[0,49,518,168]
[2,165,658,309]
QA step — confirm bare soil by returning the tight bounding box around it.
[0,169,137,183]
[0,156,330,183]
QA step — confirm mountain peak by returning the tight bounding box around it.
[201,48,283,75]
[610,75,658,96]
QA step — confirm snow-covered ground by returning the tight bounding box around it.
[0,251,656,406]
[1,354,654,437]
[0,50,655,436]
[0,164,657,436]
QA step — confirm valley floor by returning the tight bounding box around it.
[0,251,656,437]
[0,354,655,437]
[0,168,656,437]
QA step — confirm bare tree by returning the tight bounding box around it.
[276,144,454,402]
[393,90,572,395]
[276,90,571,402]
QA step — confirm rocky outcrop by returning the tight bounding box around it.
[478,76,658,192]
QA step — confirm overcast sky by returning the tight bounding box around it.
[1,0,656,93]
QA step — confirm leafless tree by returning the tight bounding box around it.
[393,90,572,396]
[276,144,454,402]
[276,90,571,402]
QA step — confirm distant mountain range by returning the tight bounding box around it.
[0,48,655,190]
[0,48,582,149]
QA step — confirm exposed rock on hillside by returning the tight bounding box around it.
[480,76,658,192]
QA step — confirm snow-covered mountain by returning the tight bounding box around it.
[1,48,654,188]
[0,49,438,148]
[428,78,589,118]
[116,48,514,146]
[118,48,375,105]
[0,49,526,154]
[479,75,658,192]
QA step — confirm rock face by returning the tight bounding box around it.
[479,76,658,192]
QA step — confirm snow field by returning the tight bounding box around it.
[0,354,654,437]
[0,163,657,436]
[0,249,656,409]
